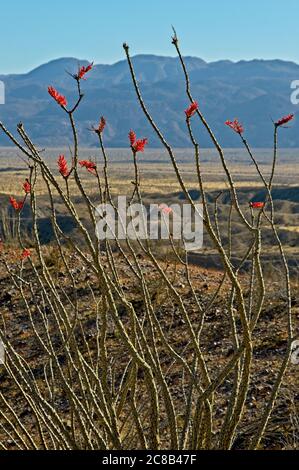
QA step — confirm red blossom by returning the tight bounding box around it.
[79,160,97,175]
[48,86,67,107]
[129,130,136,146]
[250,202,265,209]
[97,116,106,134]
[275,114,294,127]
[129,130,148,152]
[185,101,198,118]
[133,138,148,153]
[9,196,24,211]
[225,119,244,134]
[21,248,31,260]
[77,62,93,80]
[58,155,69,177]
[159,204,173,215]
[23,180,31,194]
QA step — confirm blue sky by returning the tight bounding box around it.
[0,0,298,74]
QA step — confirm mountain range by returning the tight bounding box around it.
[0,55,298,148]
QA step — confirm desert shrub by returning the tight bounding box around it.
[0,32,297,450]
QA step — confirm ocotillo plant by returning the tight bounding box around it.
[0,34,297,450]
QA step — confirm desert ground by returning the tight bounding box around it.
[0,147,298,450]
[1,146,299,275]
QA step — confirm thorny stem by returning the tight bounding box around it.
[0,38,295,451]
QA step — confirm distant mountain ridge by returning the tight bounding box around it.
[0,55,298,148]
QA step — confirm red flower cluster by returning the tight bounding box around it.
[9,196,24,211]
[77,62,93,80]
[79,160,97,175]
[250,202,265,209]
[9,180,31,212]
[23,180,31,194]
[128,130,148,153]
[159,204,173,215]
[58,155,69,177]
[275,114,294,127]
[225,119,244,134]
[21,248,31,260]
[97,116,106,134]
[129,130,136,146]
[185,101,198,118]
[134,139,148,153]
[48,86,67,107]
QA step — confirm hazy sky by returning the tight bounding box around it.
[0,0,298,74]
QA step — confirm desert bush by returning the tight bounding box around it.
[0,32,297,450]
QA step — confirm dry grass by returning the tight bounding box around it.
[2,147,299,196]
[2,147,299,276]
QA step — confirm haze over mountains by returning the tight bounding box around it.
[0,55,298,148]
